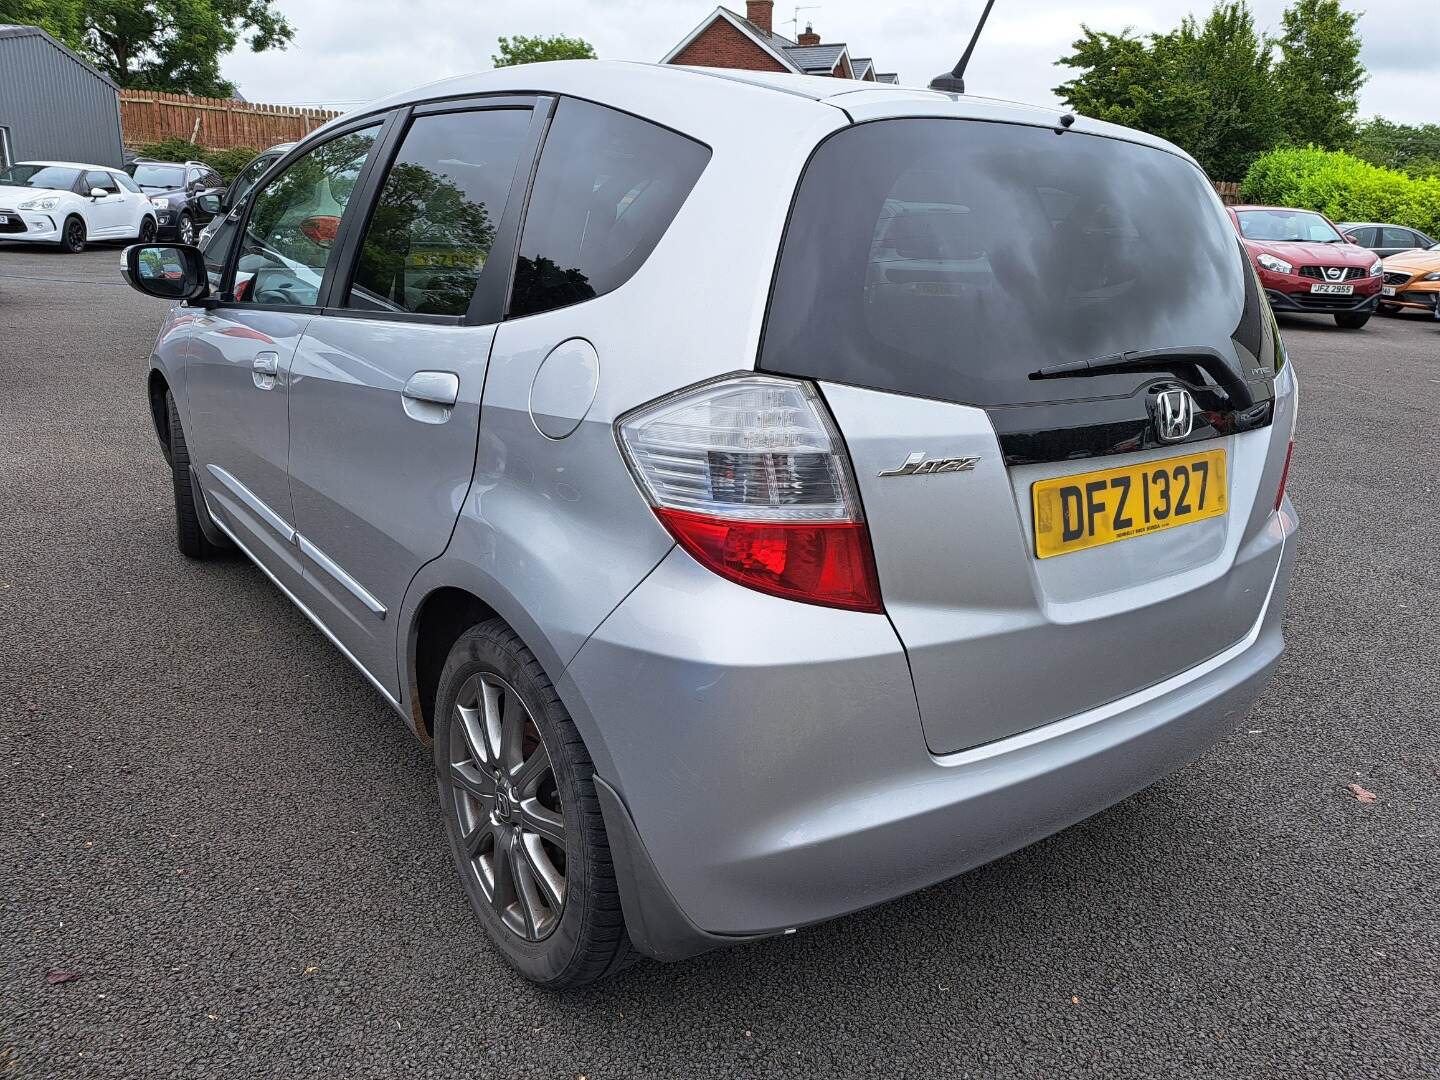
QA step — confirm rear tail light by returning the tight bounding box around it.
[618,375,883,613]
[1275,439,1294,510]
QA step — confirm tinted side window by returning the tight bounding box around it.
[1346,227,1378,247]
[115,172,140,194]
[85,170,118,193]
[1382,227,1416,249]
[233,126,379,307]
[346,108,531,317]
[508,99,710,319]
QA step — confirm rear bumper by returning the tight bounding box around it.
[1265,287,1378,314]
[561,502,1298,958]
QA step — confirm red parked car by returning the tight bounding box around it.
[1228,204,1382,329]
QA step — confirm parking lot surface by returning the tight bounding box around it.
[3,246,1438,1079]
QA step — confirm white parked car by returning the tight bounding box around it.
[0,160,157,253]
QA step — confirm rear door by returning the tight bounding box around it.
[186,121,385,591]
[762,117,1293,754]
[284,97,545,696]
[1381,227,1419,257]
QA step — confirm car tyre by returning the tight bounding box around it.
[165,390,224,559]
[177,212,195,246]
[434,618,639,989]
[138,216,158,243]
[60,215,86,253]
[1334,312,1371,329]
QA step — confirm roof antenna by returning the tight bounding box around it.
[929,0,996,94]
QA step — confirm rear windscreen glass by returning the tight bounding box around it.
[761,119,1249,407]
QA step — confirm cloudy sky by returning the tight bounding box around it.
[223,0,1436,125]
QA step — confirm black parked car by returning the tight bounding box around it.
[126,160,227,245]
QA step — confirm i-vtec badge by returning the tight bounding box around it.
[879,452,980,477]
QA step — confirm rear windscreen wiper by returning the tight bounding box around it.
[1030,346,1253,406]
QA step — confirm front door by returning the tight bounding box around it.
[82,170,128,236]
[286,101,541,695]
[186,121,386,593]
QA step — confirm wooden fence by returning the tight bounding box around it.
[1212,180,1243,205]
[120,91,341,151]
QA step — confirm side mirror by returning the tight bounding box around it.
[197,193,223,215]
[89,187,108,199]
[121,243,210,302]
[1345,234,1360,244]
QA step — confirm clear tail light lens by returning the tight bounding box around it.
[618,375,883,613]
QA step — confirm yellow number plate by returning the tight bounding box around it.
[1031,448,1228,559]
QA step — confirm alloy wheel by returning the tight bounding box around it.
[64,219,85,252]
[179,216,194,244]
[140,217,157,243]
[448,672,567,941]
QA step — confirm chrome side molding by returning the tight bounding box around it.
[298,534,387,619]
[205,463,386,620]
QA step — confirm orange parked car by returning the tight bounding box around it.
[1379,243,1440,316]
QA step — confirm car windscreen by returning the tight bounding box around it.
[1235,209,1342,244]
[0,164,81,190]
[760,119,1250,408]
[129,164,185,190]
[228,154,279,206]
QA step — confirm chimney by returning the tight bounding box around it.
[746,1,774,36]
[798,22,821,46]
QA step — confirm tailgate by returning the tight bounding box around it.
[824,376,1294,753]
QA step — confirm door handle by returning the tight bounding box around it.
[402,371,460,423]
[252,350,280,391]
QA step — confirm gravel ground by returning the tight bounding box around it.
[2,246,1438,1079]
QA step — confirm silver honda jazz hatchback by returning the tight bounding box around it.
[122,62,1299,987]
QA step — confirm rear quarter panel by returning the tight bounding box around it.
[396,83,849,760]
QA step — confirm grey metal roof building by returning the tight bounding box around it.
[0,24,124,170]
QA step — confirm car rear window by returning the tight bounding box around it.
[761,119,1252,408]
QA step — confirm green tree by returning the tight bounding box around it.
[492,34,596,68]
[1272,0,1366,148]
[1055,2,1278,179]
[1173,3,1280,180]
[1053,27,1205,150]
[0,0,82,44]
[7,0,294,96]
[1350,117,1440,177]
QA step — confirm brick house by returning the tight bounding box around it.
[661,2,899,84]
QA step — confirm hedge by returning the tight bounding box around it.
[133,139,262,184]
[1241,147,1440,237]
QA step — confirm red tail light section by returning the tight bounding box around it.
[1275,439,1294,510]
[655,509,883,614]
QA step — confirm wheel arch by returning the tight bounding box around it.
[147,367,173,465]
[397,562,617,788]
[406,585,500,742]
